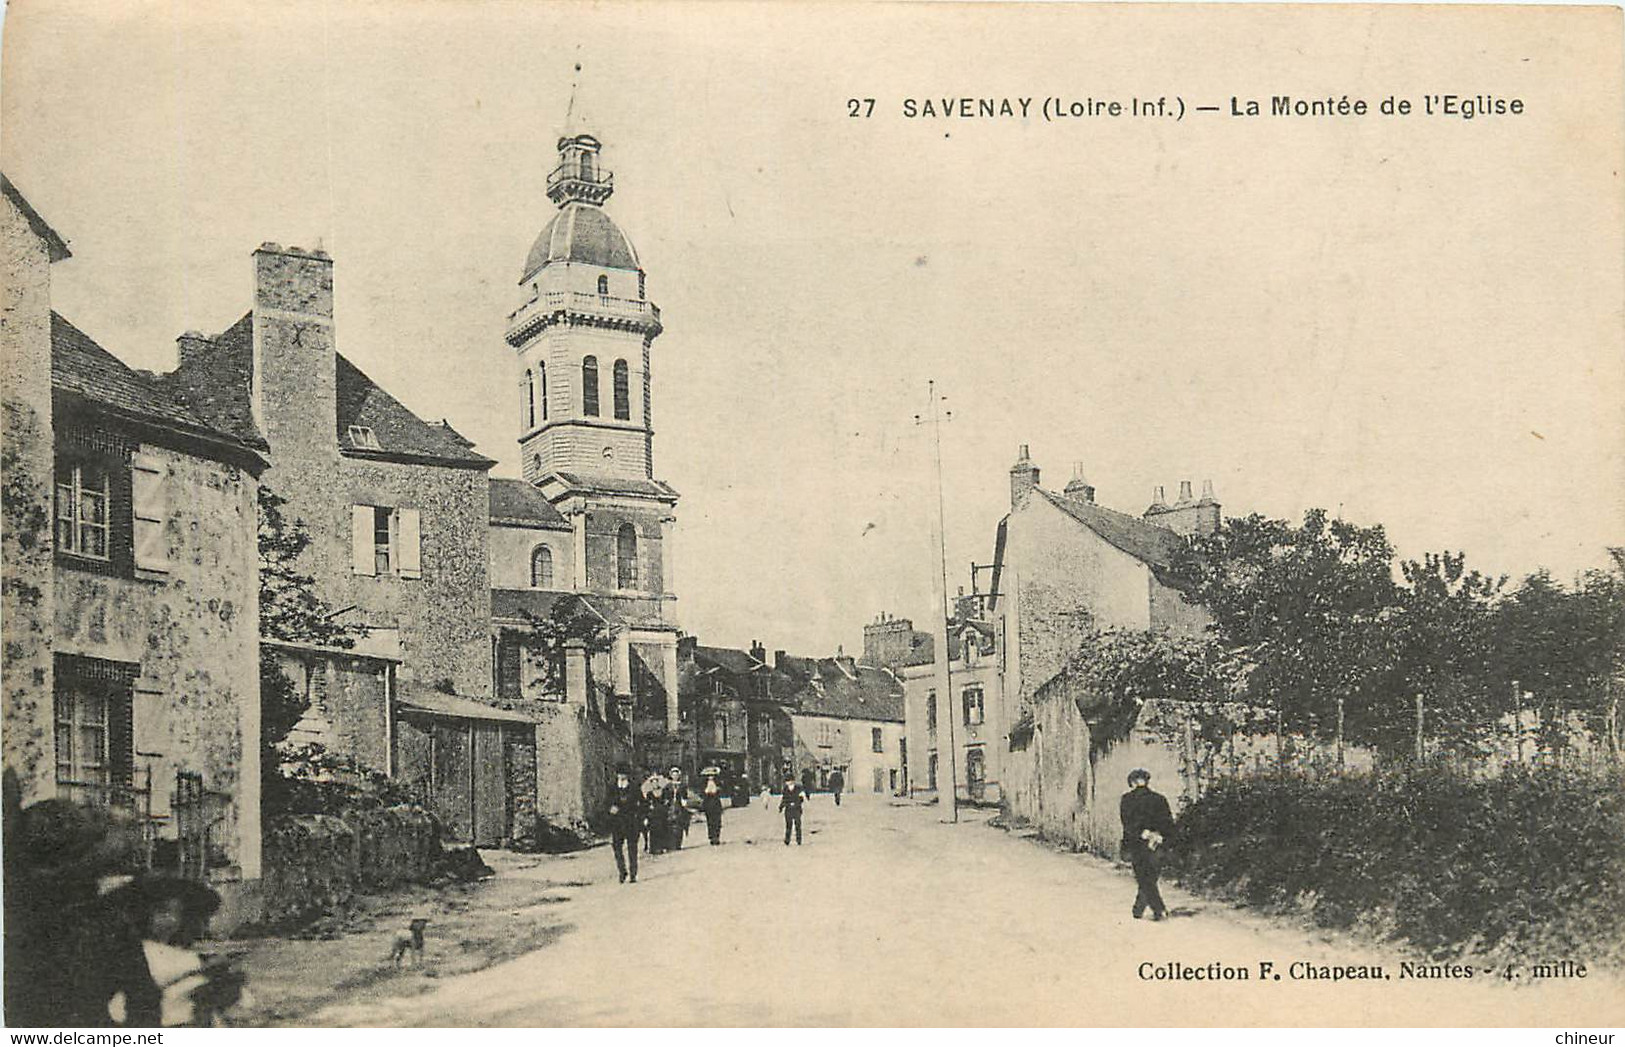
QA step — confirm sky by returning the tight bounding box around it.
[5,0,1622,656]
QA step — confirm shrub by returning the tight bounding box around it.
[1168,766,1625,967]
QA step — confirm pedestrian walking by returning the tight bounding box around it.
[667,767,692,850]
[1120,768,1174,921]
[645,772,672,855]
[759,783,773,810]
[828,768,845,806]
[780,772,806,846]
[608,765,644,884]
[700,768,725,845]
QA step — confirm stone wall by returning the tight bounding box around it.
[533,702,630,828]
[259,806,438,927]
[1,187,56,805]
[489,522,573,592]
[1001,690,1094,851]
[267,455,493,697]
[54,438,262,877]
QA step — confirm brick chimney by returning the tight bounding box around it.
[1146,478,1221,537]
[1062,461,1096,503]
[863,612,914,669]
[749,639,767,665]
[251,243,336,461]
[1010,444,1040,509]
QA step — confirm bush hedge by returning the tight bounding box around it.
[1168,766,1625,968]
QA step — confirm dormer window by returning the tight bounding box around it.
[597,275,609,296]
[347,425,380,450]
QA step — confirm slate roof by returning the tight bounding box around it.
[51,312,263,467]
[490,588,609,625]
[693,645,766,677]
[397,683,539,724]
[3,174,70,261]
[156,314,264,448]
[548,470,679,501]
[336,355,494,468]
[161,313,493,468]
[489,477,570,530]
[776,656,904,723]
[900,622,995,668]
[1036,488,1187,569]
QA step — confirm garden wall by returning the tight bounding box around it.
[259,805,439,926]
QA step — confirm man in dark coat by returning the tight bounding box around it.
[828,768,844,806]
[607,766,643,884]
[700,772,725,845]
[1120,768,1175,920]
[780,771,807,846]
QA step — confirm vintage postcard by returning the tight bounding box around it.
[1,0,1621,1031]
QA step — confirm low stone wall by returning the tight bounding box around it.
[260,805,440,926]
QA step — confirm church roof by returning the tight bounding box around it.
[489,477,570,531]
[522,202,640,281]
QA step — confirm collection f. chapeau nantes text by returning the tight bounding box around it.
[1135,958,1590,983]
[849,94,1525,121]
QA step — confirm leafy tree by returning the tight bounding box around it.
[1170,509,1401,748]
[1492,566,1624,756]
[1386,552,1505,756]
[257,487,358,783]
[498,595,613,706]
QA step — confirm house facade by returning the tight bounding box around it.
[3,177,268,901]
[778,654,906,795]
[897,445,1218,814]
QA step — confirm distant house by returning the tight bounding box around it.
[2,176,269,911]
[896,445,1217,819]
[776,653,905,796]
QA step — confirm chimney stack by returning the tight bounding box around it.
[1146,478,1221,536]
[1062,461,1096,503]
[251,242,337,460]
[1010,444,1040,509]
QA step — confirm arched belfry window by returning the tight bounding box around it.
[530,545,554,589]
[616,522,638,590]
[524,368,536,429]
[597,275,609,296]
[582,356,599,417]
[537,362,548,422]
[613,359,630,420]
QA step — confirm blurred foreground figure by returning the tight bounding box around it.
[2,777,243,1027]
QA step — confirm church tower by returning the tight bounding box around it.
[506,126,682,734]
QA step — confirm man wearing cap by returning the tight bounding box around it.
[1120,768,1175,921]
[779,770,807,846]
[607,765,643,884]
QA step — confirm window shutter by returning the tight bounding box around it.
[497,640,522,699]
[397,508,421,579]
[351,505,374,575]
[131,452,169,573]
[108,685,135,790]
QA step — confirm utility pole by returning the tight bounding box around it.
[916,380,959,823]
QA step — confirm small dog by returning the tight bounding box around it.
[389,918,429,968]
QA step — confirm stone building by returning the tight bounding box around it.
[895,618,1003,803]
[2,176,268,901]
[899,446,1218,814]
[159,242,526,842]
[496,128,683,798]
[776,653,905,796]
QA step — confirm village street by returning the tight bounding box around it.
[281,796,1617,1028]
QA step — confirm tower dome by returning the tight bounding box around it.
[522,202,640,281]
